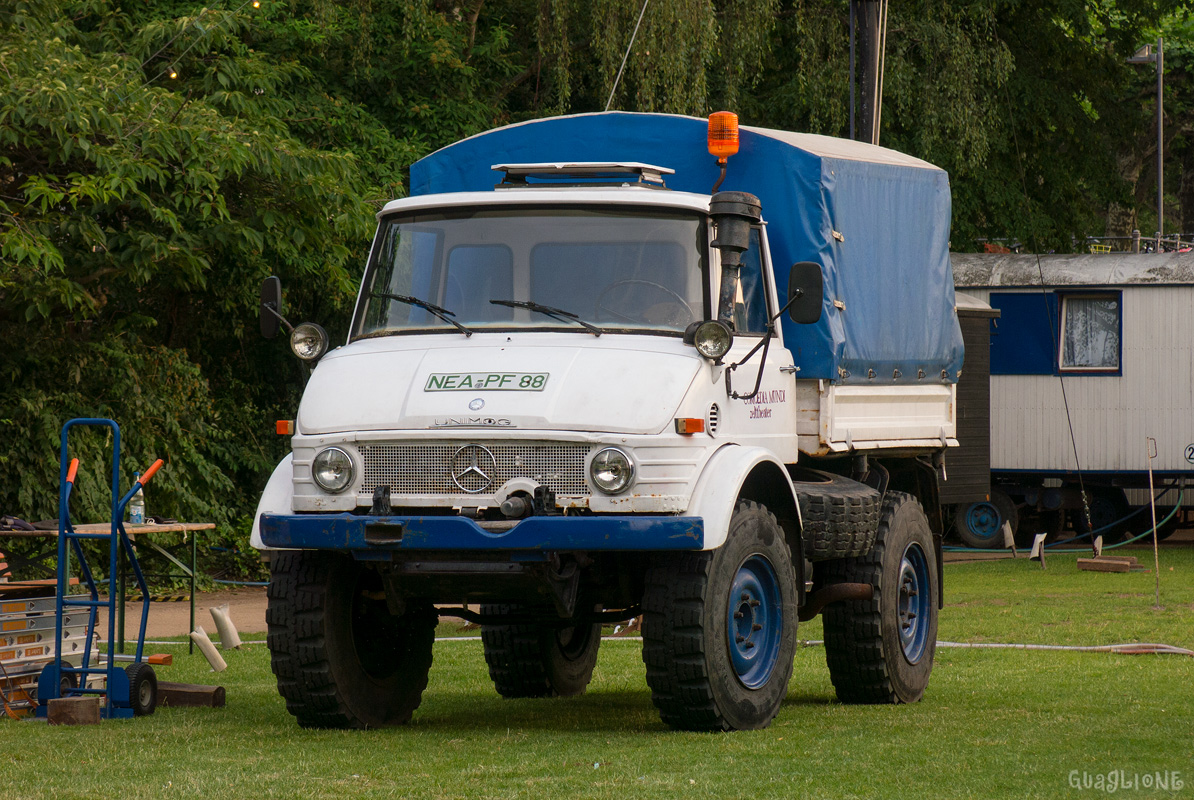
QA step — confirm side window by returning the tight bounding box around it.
[732,228,769,334]
[1059,293,1121,372]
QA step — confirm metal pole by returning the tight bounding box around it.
[190,531,197,654]
[1157,36,1163,250]
[1146,438,1161,609]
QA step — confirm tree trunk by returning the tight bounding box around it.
[1106,148,1145,243]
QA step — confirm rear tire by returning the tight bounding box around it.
[267,550,436,729]
[481,605,600,698]
[822,491,938,704]
[1073,488,1131,543]
[642,500,797,731]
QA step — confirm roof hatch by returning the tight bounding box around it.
[492,162,674,189]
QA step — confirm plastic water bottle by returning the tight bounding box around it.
[129,471,145,525]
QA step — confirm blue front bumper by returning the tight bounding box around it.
[259,513,704,552]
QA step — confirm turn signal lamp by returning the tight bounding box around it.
[674,418,705,435]
[276,420,294,436]
[707,112,740,163]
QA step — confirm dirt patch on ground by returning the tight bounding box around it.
[96,586,268,640]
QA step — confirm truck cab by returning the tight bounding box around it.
[255,112,963,732]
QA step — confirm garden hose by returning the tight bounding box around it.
[943,489,1183,554]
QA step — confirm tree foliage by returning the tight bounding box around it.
[0,0,381,563]
[1,0,1190,579]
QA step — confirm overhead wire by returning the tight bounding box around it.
[604,0,650,112]
[996,72,1093,535]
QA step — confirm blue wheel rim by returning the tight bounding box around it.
[898,542,931,664]
[963,501,1003,542]
[727,555,783,689]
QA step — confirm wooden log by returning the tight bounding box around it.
[157,681,225,708]
[1077,558,1132,573]
[47,696,101,725]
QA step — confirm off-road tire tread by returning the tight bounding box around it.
[793,470,882,560]
[481,604,555,698]
[641,500,795,731]
[266,550,435,729]
[820,491,926,704]
[642,549,724,730]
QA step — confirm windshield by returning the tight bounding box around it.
[352,206,707,338]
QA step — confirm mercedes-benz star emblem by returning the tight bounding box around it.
[450,444,497,493]
[469,397,485,411]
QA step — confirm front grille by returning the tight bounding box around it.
[359,442,591,497]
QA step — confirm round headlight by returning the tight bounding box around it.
[693,320,733,360]
[290,322,329,361]
[312,447,354,493]
[590,448,634,494]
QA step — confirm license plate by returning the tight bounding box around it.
[424,372,549,391]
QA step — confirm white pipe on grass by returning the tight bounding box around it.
[189,625,228,672]
[209,603,242,650]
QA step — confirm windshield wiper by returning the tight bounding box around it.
[490,299,603,336]
[373,292,472,337]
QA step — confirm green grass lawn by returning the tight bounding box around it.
[3,547,1192,799]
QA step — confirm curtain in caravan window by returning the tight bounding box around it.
[1061,295,1120,370]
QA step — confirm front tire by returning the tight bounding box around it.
[822,491,938,704]
[481,605,600,698]
[266,550,436,729]
[642,500,797,731]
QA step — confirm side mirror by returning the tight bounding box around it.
[787,262,824,324]
[260,276,283,339]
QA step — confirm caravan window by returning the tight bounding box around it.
[1059,294,1121,372]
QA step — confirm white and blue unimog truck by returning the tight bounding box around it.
[253,111,964,731]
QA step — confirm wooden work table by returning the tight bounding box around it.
[1,522,215,653]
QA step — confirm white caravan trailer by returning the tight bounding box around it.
[951,252,1194,546]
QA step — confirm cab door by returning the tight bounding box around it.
[717,225,800,463]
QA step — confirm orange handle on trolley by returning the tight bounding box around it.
[140,459,164,485]
[65,458,80,485]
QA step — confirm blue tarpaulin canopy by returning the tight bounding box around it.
[410,112,964,385]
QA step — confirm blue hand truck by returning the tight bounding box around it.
[36,418,164,719]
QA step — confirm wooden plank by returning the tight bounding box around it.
[1077,558,1132,573]
[0,579,78,598]
[158,681,225,708]
[72,522,216,535]
[47,696,101,725]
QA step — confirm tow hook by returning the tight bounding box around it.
[797,582,873,622]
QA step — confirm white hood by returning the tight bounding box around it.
[296,333,703,436]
